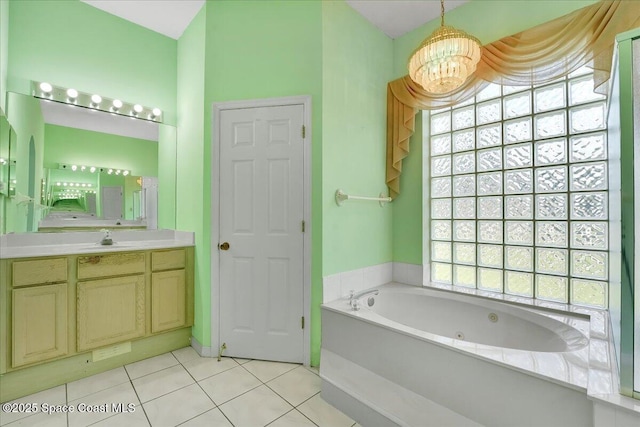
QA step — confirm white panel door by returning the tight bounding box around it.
[101,186,123,219]
[219,104,305,363]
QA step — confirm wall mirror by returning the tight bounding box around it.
[2,91,176,233]
[0,111,11,197]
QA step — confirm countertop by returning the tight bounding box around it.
[0,230,195,259]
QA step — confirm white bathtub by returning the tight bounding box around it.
[320,283,616,427]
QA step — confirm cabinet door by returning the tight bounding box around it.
[77,275,145,351]
[151,270,186,333]
[13,284,68,368]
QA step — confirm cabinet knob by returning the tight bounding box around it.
[219,242,230,251]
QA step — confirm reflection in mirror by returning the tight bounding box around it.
[0,111,15,234]
[3,92,173,233]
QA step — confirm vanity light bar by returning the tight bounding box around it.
[32,81,163,123]
[58,163,131,176]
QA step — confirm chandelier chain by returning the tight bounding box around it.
[440,0,445,27]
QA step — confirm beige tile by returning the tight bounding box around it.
[233,357,251,365]
[181,408,233,427]
[267,366,321,406]
[198,365,261,405]
[268,409,317,427]
[91,404,148,427]
[125,353,178,380]
[3,411,67,427]
[242,360,299,383]
[143,383,214,427]
[219,385,292,427]
[132,365,194,403]
[67,367,130,401]
[0,385,66,425]
[171,346,201,364]
[181,356,237,381]
[297,394,355,427]
[68,382,139,427]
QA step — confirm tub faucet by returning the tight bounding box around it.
[100,229,113,245]
[349,289,379,311]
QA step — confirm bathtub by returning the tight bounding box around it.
[320,283,616,427]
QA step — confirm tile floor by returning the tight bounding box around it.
[0,347,361,427]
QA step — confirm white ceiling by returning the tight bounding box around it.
[81,0,206,40]
[81,0,470,41]
[345,0,470,38]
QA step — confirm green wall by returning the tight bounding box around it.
[321,0,394,275]
[7,0,177,124]
[44,124,158,177]
[203,0,324,363]
[391,0,600,265]
[176,5,207,348]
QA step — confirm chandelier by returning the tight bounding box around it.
[408,0,482,94]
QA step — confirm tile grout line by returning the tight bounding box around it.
[123,363,153,427]
[176,352,239,427]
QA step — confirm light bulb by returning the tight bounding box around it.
[39,82,53,94]
[89,166,96,173]
[80,166,86,171]
[152,108,162,117]
[91,94,102,106]
[63,183,67,186]
[82,183,86,187]
[115,169,121,175]
[56,182,61,186]
[123,170,129,176]
[111,100,123,112]
[71,165,77,171]
[67,89,78,100]
[88,183,92,187]
[108,169,113,175]
[133,104,143,113]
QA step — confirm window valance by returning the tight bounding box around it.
[386,0,640,199]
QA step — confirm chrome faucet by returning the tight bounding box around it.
[349,289,379,311]
[100,229,113,245]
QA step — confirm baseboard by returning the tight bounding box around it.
[190,336,214,358]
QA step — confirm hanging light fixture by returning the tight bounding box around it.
[408,0,481,94]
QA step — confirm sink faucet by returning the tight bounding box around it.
[349,289,379,311]
[100,229,113,245]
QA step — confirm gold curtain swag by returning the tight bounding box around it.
[386,0,640,200]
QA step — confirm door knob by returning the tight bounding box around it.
[219,242,230,250]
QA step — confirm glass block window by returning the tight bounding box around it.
[429,70,609,308]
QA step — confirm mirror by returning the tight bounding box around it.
[3,91,176,233]
[0,111,11,197]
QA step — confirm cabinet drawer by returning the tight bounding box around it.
[12,258,67,287]
[77,252,145,280]
[151,249,186,271]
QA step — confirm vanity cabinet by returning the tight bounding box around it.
[10,258,68,368]
[0,247,193,374]
[76,252,147,351]
[151,249,187,333]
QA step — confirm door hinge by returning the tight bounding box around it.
[301,316,305,329]
[302,125,306,139]
[301,220,305,233]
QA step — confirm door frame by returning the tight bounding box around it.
[211,95,312,365]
